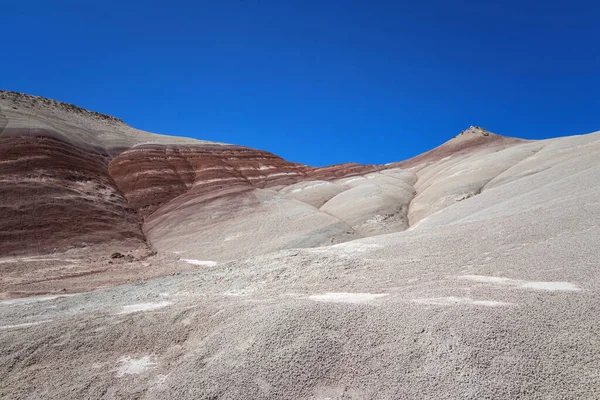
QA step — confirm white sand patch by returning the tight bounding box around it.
[0,295,60,306]
[224,232,246,242]
[0,257,79,264]
[0,319,53,330]
[0,294,78,306]
[460,275,581,292]
[116,356,156,377]
[472,300,511,307]
[413,297,511,307]
[331,242,383,255]
[461,275,515,285]
[181,259,217,267]
[521,281,580,291]
[117,301,172,315]
[309,292,388,304]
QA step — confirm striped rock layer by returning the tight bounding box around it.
[0,92,523,261]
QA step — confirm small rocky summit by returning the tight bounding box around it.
[1,92,600,399]
[458,125,491,137]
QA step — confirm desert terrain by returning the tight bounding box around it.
[1,90,599,399]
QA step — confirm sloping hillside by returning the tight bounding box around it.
[1,92,599,399]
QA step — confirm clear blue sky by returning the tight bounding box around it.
[1,1,598,166]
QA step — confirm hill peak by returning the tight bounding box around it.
[457,125,493,137]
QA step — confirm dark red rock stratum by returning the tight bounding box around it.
[0,136,147,256]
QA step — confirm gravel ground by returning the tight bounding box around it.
[2,194,600,399]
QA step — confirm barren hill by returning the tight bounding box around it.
[1,92,599,399]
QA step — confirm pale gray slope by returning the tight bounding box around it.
[145,187,360,261]
[279,180,347,208]
[408,141,543,224]
[411,130,600,229]
[322,170,416,236]
[1,129,600,399]
[146,168,420,261]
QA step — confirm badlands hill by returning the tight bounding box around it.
[1,91,599,399]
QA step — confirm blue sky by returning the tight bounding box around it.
[1,1,598,166]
